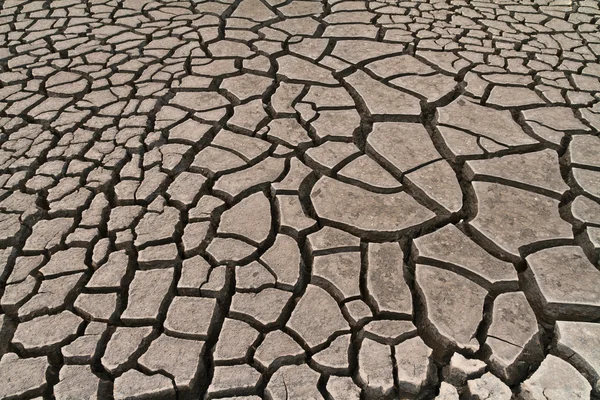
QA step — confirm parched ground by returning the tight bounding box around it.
[0,0,600,399]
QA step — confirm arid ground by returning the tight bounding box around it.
[0,0,600,399]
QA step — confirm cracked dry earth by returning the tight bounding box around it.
[2,0,600,400]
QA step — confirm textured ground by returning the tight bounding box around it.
[1,0,600,399]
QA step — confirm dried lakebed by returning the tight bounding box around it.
[0,0,600,399]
